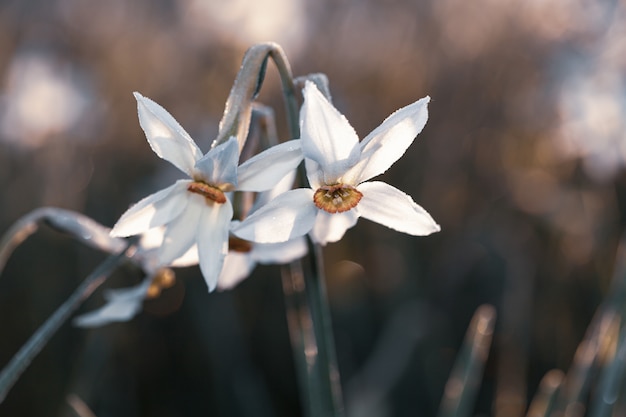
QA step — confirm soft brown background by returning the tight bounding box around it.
[0,0,624,416]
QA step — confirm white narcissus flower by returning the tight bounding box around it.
[74,174,307,328]
[233,81,440,245]
[111,93,303,291]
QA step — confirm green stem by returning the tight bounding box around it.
[589,327,626,417]
[551,234,626,414]
[0,248,130,403]
[214,42,298,150]
[0,207,125,275]
[437,305,496,417]
[525,370,563,417]
[231,42,344,416]
[255,45,345,416]
[281,262,323,417]
[305,243,345,416]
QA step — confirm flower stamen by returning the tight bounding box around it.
[314,183,362,213]
[146,268,176,299]
[228,236,253,253]
[188,181,226,204]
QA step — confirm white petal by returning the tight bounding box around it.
[238,140,303,192]
[232,189,317,243]
[134,92,203,176]
[304,158,323,189]
[250,169,297,212]
[344,97,430,184]
[136,227,166,273]
[300,81,361,182]
[111,180,190,237]
[356,181,440,235]
[158,196,204,265]
[197,200,233,291]
[138,227,166,249]
[194,136,239,187]
[310,209,359,245]
[252,237,308,264]
[171,244,199,267]
[216,252,256,291]
[73,278,151,327]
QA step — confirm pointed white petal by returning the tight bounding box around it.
[197,200,233,292]
[344,97,430,184]
[136,227,165,272]
[216,252,256,291]
[252,237,308,264]
[137,229,198,271]
[300,81,361,182]
[111,180,190,237]
[158,196,204,265]
[134,92,203,176]
[356,181,440,235]
[233,189,317,243]
[171,244,199,267]
[250,169,297,213]
[310,209,359,245]
[238,140,303,192]
[194,136,239,187]
[138,227,166,250]
[305,158,323,189]
[73,278,151,327]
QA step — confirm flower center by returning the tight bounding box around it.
[188,181,226,204]
[313,183,362,213]
[228,236,253,253]
[146,268,176,299]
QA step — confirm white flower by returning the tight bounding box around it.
[75,172,307,328]
[111,93,303,291]
[233,81,440,245]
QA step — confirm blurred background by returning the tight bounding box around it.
[0,0,625,416]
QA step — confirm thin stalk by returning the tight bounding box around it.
[0,207,125,275]
[551,235,626,415]
[556,309,619,415]
[252,86,344,416]
[258,53,345,416]
[281,262,323,417]
[66,393,98,417]
[437,304,496,417]
[589,325,626,417]
[526,370,564,417]
[281,246,344,417]
[0,247,131,402]
[214,42,298,150]
[304,243,345,416]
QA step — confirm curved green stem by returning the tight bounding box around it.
[0,246,132,403]
[214,42,298,150]
[0,208,125,276]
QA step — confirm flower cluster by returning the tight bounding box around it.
[76,81,439,326]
